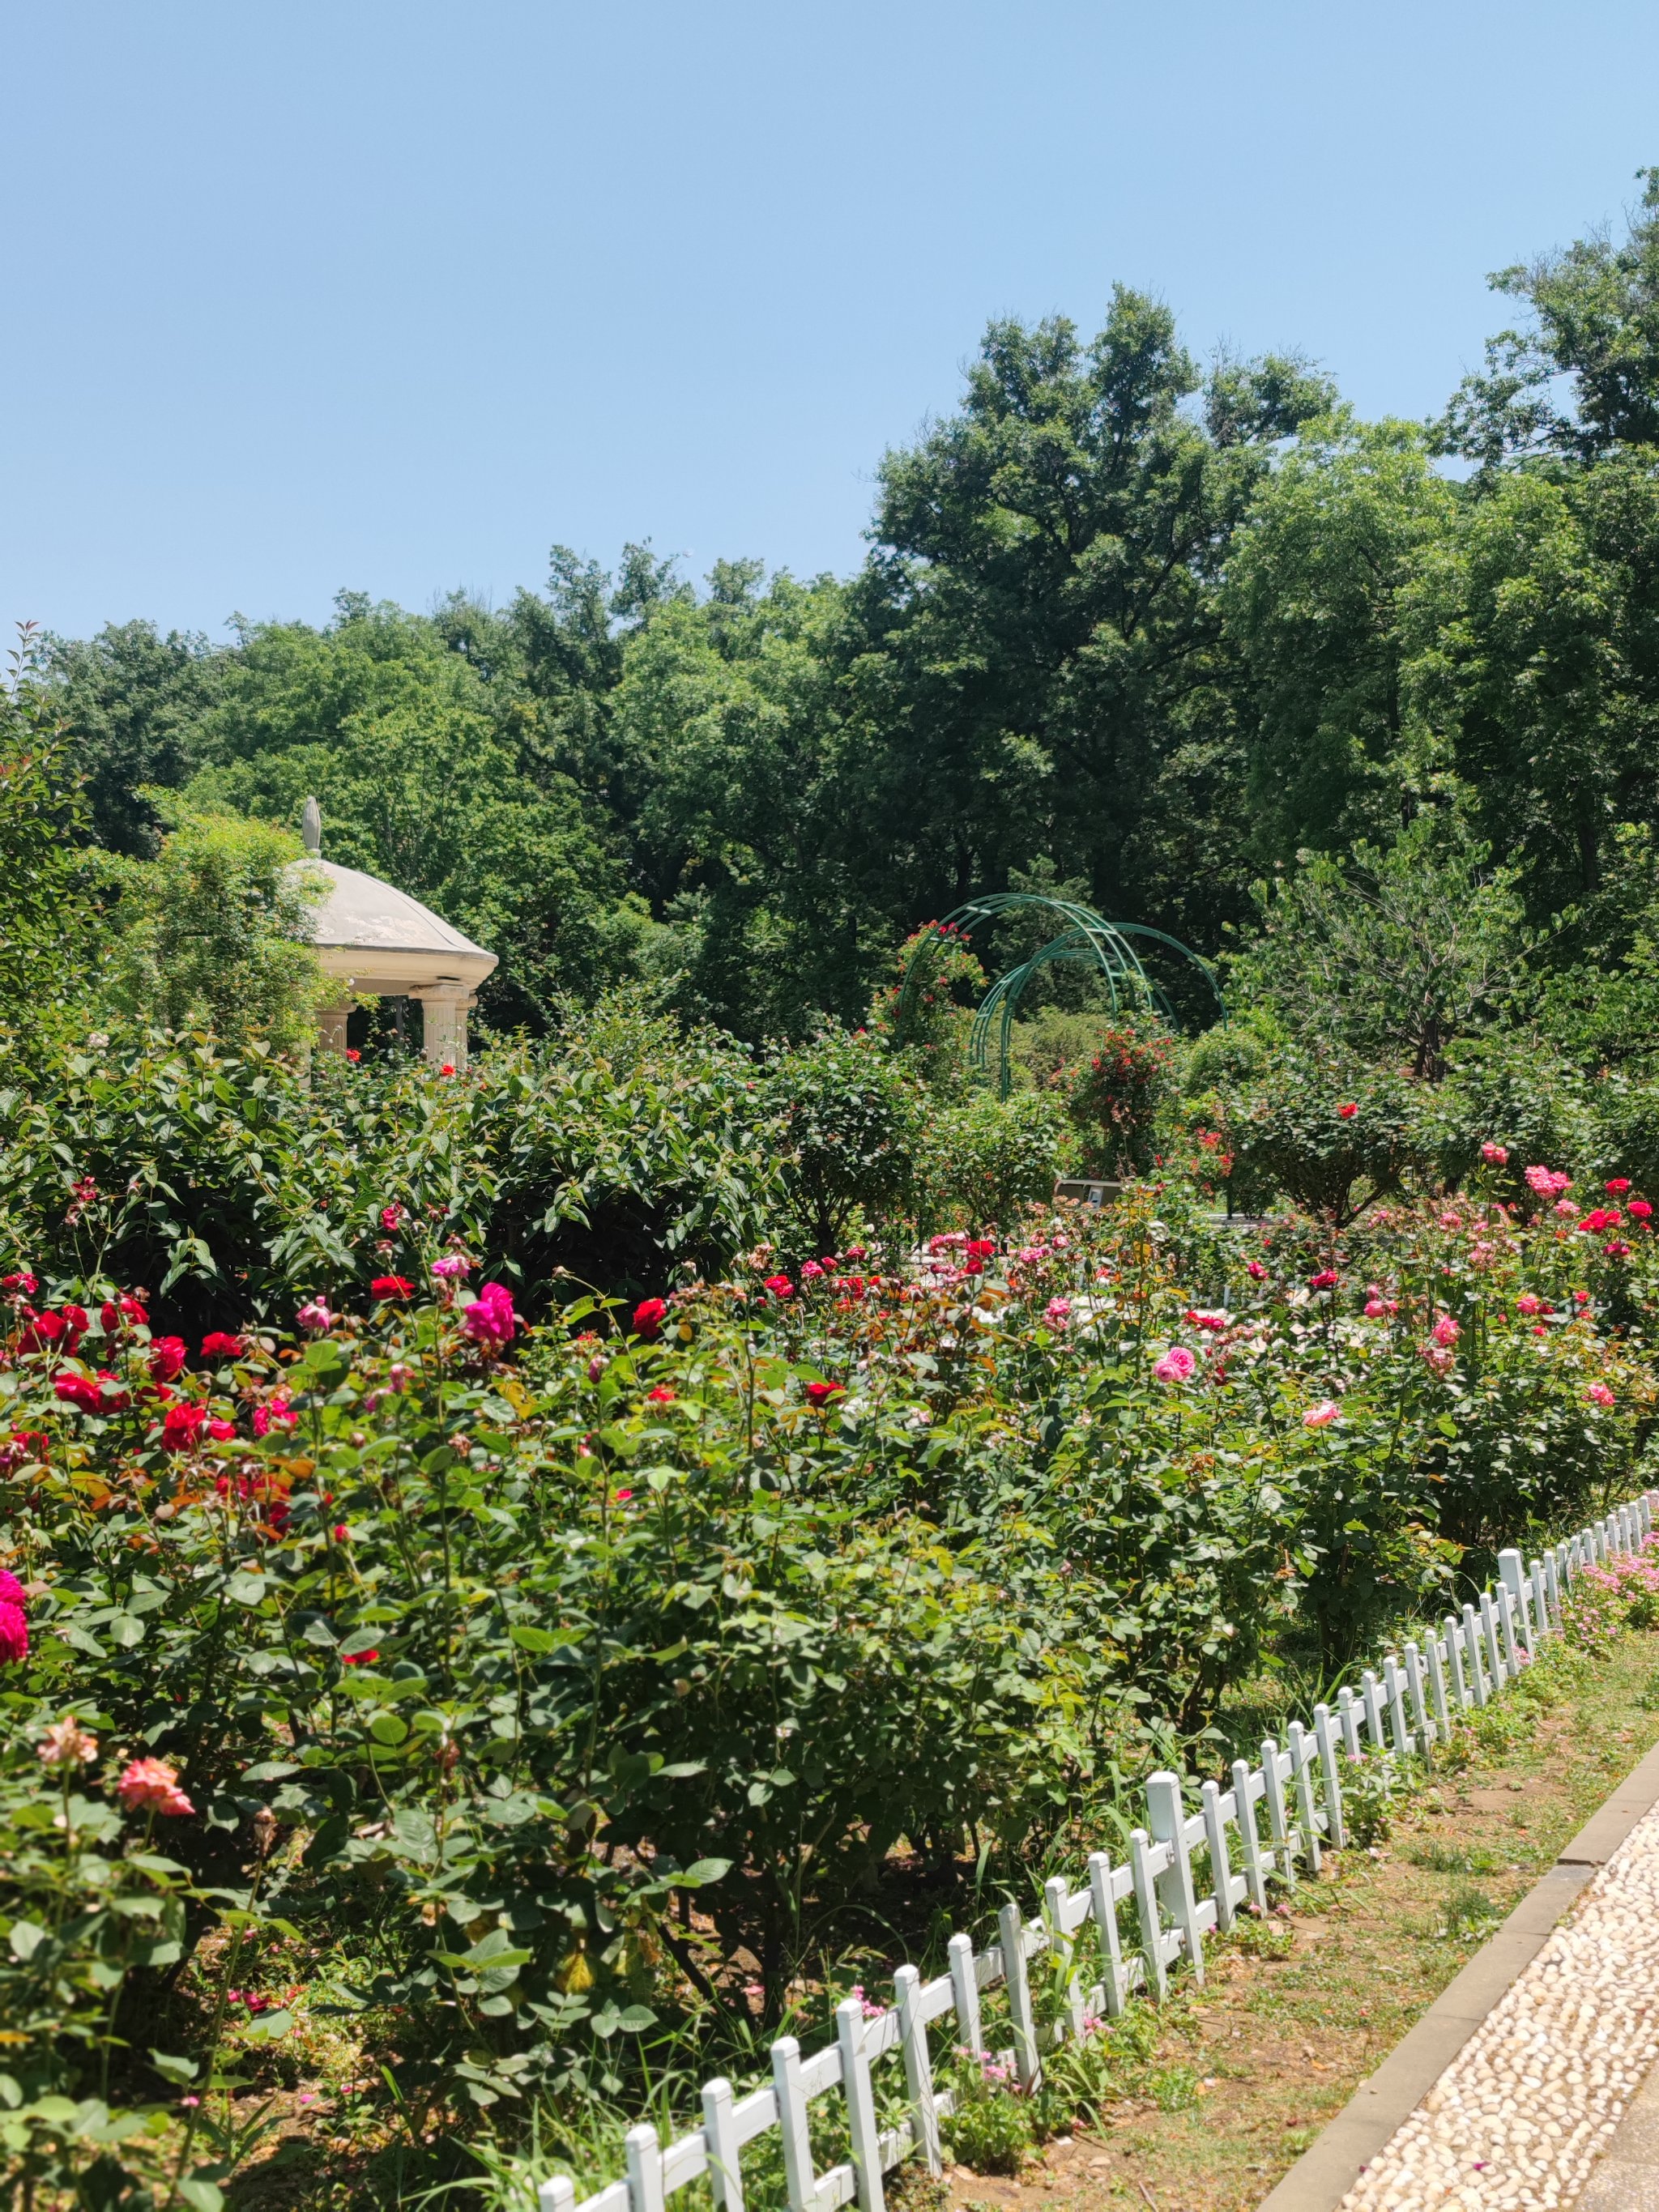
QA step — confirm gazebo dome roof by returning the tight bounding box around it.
[299,856,497,995]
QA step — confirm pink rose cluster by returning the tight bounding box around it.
[1525,1166,1572,1199]
[0,1568,28,1666]
[1153,1345,1195,1384]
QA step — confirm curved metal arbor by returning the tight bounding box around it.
[894,893,1224,1097]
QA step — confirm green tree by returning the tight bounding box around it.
[1223,415,1458,860]
[104,811,328,1051]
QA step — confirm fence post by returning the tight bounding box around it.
[1479,1591,1506,1688]
[1544,1549,1562,1627]
[1498,1550,1530,1652]
[1201,1780,1236,1932]
[893,1966,940,2177]
[539,2180,577,2212]
[1287,1721,1323,1870]
[997,1903,1040,2087]
[1261,1738,1297,1890]
[947,1931,983,2056]
[772,2039,815,2212]
[836,2001,885,2212]
[1495,1583,1523,1674]
[1530,1559,1550,1641]
[1403,1643,1433,1756]
[1146,1772,1205,1982]
[1314,1703,1346,1850]
[1130,1828,1167,2001]
[1086,1851,1127,2015]
[1461,1604,1489,1705]
[626,2125,667,2212]
[702,2080,744,2212]
[1384,1658,1413,1759]
[1045,1875,1085,2035]
[1336,1686,1362,1756]
[1424,1634,1451,1739]
[1444,1614,1468,1709]
[1361,1668,1386,1747]
[1230,1759,1269,1914]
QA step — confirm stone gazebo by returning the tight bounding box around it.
[299,799,497,1067]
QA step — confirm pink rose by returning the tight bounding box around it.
[117,1757,194,1817]
[1303,1400,1341,1428]
[1153,1345,1196,1383]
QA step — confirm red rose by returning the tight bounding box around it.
[54,1373,103,1413]
[1308,1270,1339,1290]
[160,1403,207,1453]
[201,1331,245,1359]
[341,1648,379,1667]
[804,1381,844,1408]
[208,1418,237,1441]
[1337,1102,1358,1120]
[1631,1200,1653,1221]
[370,1276,414,1300]
[632,1298,667,1339]
[1606,1178,1631,1195]
[762,1274,795,1299]
[646,1386,676,1404]
[148,1336,188,1383]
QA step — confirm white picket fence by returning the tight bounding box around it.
[538,1491,1658,2212]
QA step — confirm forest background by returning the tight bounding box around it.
[32,175,1659,1065]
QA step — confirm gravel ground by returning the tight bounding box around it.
[1336,1800,1659,2210]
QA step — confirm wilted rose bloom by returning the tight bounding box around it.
[1422,1345,1456,1377]
[1587,1382,1616,1409]
[430,1254,472,1280]
[1482,1142,1509,1165]
[1431,1315,1461,1347]
[252,1388,296,1438]
[38,1716,98,1768]
[800,1261,824,1281]
[117,1757,194,1816]
[1303,1400,1341,1428]
[296,1298,332,1335]
[1186,1309,1227,1332]
[147,1336,187,1383]
[380,1203,405,1233]
[2,1270,39,1298]
[1152,1345,1196,1383]
[632,1298,667,1339]
[1044,1298,1073,1327]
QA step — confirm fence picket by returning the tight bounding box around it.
[892,1968,938,2178]
[837,2001,885,2212]
[1130,1829,1168,2000]
[997,1902,1040,2087]
[1479,1591,1506,1689]
[1313,1704,1346,1849]
[1085,1851,1129,2014]
[1361,1668,1386,1748]
[1443,1614,1468,1708]
[1230,1758,1269,1912]
[1424,1634,1450,1739]
[1147,1772,1206,1981]
[1287,1721,1323,1870]
[1260,1738,1296,1890]
[1336,1686,1362,1756]
[1383,1658,1412,1759]
[1201,1779,1239,1929]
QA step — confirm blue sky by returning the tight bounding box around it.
[6,0,1658,641]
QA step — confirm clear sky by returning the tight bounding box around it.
[5,0,1658,642]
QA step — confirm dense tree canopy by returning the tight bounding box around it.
[27,172,1659,1070]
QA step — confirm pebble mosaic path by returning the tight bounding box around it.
[1334,1798,1659,2210]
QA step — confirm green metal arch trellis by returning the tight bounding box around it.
[893,893,1225,1097]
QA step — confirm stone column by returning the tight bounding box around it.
[316,1000,352,1055]
[411,984,476,1068]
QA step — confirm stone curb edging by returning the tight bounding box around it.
[1256,1735,1659,2212]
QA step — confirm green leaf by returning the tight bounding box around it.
[177,2180,225,2212]
[7,1920,46,1962]
[509,1625,555,1653]
[149,2050,198,2085]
